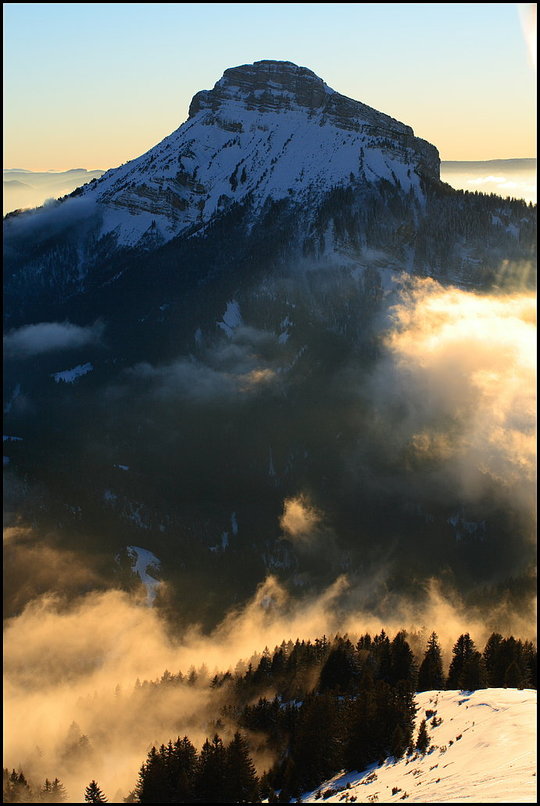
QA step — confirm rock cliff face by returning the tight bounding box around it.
[189,60,440,178]
[190,60,411,135]
[50,60,441,248]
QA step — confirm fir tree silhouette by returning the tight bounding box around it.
[84,780,107,803]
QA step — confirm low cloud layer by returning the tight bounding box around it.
[440,163,536,205]
[4,320,104,359]
[124,325,281,402]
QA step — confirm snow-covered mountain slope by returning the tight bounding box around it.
[301,688,537,803]
[67,60,439,247]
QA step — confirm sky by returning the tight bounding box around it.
[3,3,536,172]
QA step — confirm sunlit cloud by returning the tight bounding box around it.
[280,495,321,541]
[238,368,277,391]
[373,279,536,517]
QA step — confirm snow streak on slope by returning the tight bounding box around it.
[126,546,161,605]
[301,689,537,804]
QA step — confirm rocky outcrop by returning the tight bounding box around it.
[189,60,331,116]
[189,60,440,182]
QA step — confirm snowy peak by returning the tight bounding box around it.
[191,59,408,136]
[188,60,438,175]
[60,61,440,247]
[189,60,334,117]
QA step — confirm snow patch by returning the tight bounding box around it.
[51,362,93,383]
[217,299,243,336]
[126,545,161,605]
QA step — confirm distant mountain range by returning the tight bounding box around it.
[3,168,105,215]
[441,158,536,172]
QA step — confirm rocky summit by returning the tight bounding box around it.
[189,59,440,173]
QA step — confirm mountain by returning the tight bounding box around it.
[4,59,442,310]
[66,59,439,248]
[3,61,536,629]
[4,60,534,323]
[301,688,537,804]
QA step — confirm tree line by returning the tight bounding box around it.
[4,630,536,803]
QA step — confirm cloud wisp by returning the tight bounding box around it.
[4,320,104,359]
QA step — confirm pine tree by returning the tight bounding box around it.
[319,638,359,693]
[389,631,417,688]
[415,719,430,753]
[84,780,107,803]
[504,660,525,688]
[447,633,476,689]
[51,778,68,803]
[522,641,537,688]
[417,632,444,691]
[460,650,487,691]
[41,779,53,803]
[41,777,68,803]
[194,735,227,803]
[4,770,32,803]
[224,732,259,803]
[292,692,344,790]
[390,723,408,760]
[494,637,532,689]
[372,630,392,682]
[344,678,380,771]
[253,647,272,685]
[168,736,198,802]
[135,746,168,803]
[483,633,504,686]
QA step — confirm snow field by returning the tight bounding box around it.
[301,688,537,803]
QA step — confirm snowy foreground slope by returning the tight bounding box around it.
[300,689,537,804]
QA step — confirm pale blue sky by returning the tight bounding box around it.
[3,3,536,170]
